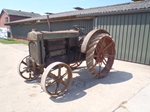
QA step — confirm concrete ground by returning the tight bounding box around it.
[0,43,150,112]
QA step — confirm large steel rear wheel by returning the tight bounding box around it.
[86,33,115,78]
[41,62,72,97]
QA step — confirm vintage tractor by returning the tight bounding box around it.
[18,26,115,97]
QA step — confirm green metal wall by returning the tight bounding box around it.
[11,19,93,38]
[94,12,150,65]
[51,19,93,33]
[11,23,49,38]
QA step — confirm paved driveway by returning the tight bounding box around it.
[0,43,150,112]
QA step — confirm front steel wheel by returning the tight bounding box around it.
[41,62,72,97]
[18,56,39,81]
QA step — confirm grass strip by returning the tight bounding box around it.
[0,38,28,45]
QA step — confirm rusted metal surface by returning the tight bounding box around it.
[19,27,115,97]
[18,56,41,81]
[81,29,110,53]
[86,33,115,78]
[27,30,79,41]
[41,62,72,97]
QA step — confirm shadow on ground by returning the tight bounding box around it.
[23,67,132,102]
[50,67,132,103]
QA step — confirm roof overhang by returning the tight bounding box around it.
[5,15,93,25]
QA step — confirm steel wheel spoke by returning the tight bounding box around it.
[46,79,57,90]
[100,38,105,49]
[48,80,57,86]
[21,60,27,66]
[102,60,106,65]
[55,84,58,94]
[61,72,67,78]
[103,42,113,51]
[103,58,107,64]
[55,82,60,94]
[58,65,61,77]
[20,69,26,74]
[60,80,67,87]
[102,60,109,70]
[49,73,57,80]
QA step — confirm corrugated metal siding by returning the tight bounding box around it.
[51,19,93,33]
[94,12,150,65]
[11,23,49,38]
[11,19,93,38]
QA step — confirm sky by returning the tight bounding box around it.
[0,0,132,15]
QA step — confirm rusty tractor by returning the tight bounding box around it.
[18,25,115,97]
